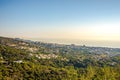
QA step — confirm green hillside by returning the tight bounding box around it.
[0,36,120,80]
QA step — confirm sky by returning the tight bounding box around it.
[0,0,120,47]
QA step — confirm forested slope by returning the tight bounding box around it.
[0,36,120,80]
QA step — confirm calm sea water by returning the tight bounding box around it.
[30,38,120,48]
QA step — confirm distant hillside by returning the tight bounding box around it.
[0,36,120,80]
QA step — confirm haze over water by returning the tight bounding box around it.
[29,38,120,48]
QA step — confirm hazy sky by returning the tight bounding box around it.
[0,0,120,42]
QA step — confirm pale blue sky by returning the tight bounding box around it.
[0,0,120,42]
